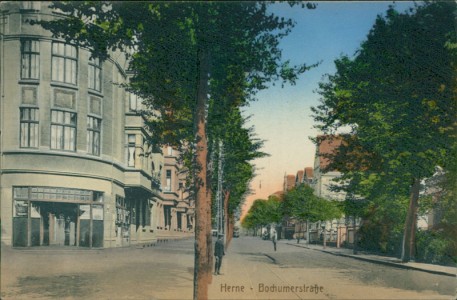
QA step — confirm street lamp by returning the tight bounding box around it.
[321,222,326,249]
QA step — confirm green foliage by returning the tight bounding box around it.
[37,1,314,222]
[357,194,408,255]
[311,1,457,260]
[208,106,268,218]
[416,230,456,265]
[282,184,342,222]
[312,1,456,194]
[38,1,315,147]
[242,196,282,229]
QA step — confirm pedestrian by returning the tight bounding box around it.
[272,230,277,251]
[214,234,225,275]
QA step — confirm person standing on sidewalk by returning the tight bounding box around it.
[214,234,225,275]
[272,230,277,251]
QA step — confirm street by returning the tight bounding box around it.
[2,237,456,299]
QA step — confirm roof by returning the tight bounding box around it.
[296,170,304,184]
[284,175,295,192]
[304,167,313,179]
[317,135,343,171]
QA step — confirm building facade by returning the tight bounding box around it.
[310,135,352,246]
[0,1,193,248]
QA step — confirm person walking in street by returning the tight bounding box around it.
[214,234,225,275]
[272,230,277,251]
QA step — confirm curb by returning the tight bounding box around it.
[264,253,277,264]
[286,243,456,278]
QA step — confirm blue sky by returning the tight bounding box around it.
[242,1,417,210]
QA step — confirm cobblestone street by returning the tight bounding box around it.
[2,237,456,299]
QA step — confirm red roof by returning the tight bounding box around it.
[304,167,313,179]
[285,175,295,191]
[296,170,304,184]
[317,135,343,171]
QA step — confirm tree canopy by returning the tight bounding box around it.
[37,2,315,298]
[312,1,457,262]
[282,184,342,223]
[242,196,282,230]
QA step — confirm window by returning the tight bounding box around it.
[115,195,130,226]
[52,42,77,84]
[127,134,136,167]
[87,116,101,155]
[20,108,39,148]
[167,146,173,156]
[51,110,76,151]
[88,56,101,91]
[165,170,172,191]
[21,40,40,80]
[129,93,143,111]
[22,2,41,10]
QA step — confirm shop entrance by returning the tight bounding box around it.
[32,202,78,246]
[12,186,104,248]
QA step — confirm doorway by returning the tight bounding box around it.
[32,202,78,246]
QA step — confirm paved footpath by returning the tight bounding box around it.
[208,237,456,300]
[286,241,457,278]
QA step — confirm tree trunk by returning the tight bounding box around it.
[206,186,213,285]
[401,178,420,262]
[193,47,211,300]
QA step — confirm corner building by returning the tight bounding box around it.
[0,2,191,248]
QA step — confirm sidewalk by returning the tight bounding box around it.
[283,240,456,277]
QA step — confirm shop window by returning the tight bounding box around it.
[52,42,77,85]
[88,56,102,91]
[87,116,101,155]
[13,200,28,217]
[145,201,152,226]
[20,107,39,148]
[115,195,130,226]
[51,110,76,151]
[21,39,40,79]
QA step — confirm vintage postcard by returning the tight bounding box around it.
[1,1,456,299]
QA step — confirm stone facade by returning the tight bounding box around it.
[0,1,193,248]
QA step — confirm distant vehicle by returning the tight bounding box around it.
[233,230,239,238]
[211,229,218,237]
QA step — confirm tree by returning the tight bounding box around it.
[37,2,316,298]
[242,197,282,232]
[282,184,342,246]
[312,2,457,262]
[208,107,267,247]
[282,184,341,223]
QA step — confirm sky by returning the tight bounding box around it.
[241,1,417,216]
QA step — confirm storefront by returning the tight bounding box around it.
[12,186,104,248]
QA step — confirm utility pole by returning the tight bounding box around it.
[216,140,224,235]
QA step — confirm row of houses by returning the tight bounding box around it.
[272,135,357,247]
[0,2,194,248]
[275,133,442,247]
